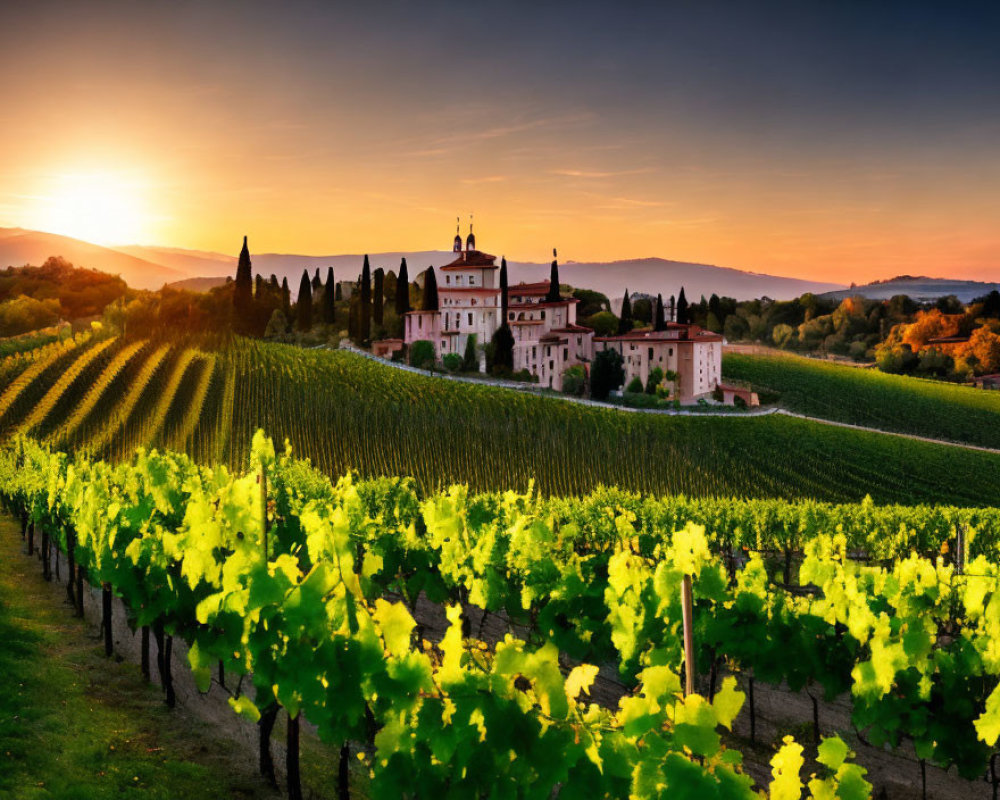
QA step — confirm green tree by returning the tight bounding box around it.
[264,309,289,338]
[676,286,690,324]
[499,257,509,322]
[617,289,632,335]
[422,266,439,311]
[572,288,610,319]
[585,311,618,337]
[632,296,652,325]
[296,270,312,331]
[490,323,514,374]
[590,348,625,400]
[396,259,410,316]
[654,294,666,331]
[373,267,384,327]
[461,334,478,372]
[561,364,586,396]
[360,255,372,343]
[323,267,336,324]
[443,352,462,372]
[546,257,560,302]
[233,236,254,331]
[281,277,291,320]
[409,339,435,368]
[645,366,664,395]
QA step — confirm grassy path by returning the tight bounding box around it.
[0,516,276,800]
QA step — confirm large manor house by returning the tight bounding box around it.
[402,225,723,403]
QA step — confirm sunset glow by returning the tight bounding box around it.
[28,171,152,246]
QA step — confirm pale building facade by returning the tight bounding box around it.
[402,227,595,389]
[595,325,723,404]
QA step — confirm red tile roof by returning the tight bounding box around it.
[441,250,498,269]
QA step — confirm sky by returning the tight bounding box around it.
[0,0,998,284]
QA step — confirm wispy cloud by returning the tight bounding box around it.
[460,175,507,185]
[595,196,668,210]
[550,168,652,179]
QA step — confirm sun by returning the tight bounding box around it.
[34,171,150,246]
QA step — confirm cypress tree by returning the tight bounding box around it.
[654,293,666,331]
[491,324,514,373]
[422,267,439,311]
[461,334,478,372]
[335,283,343,301]
[499,257,509,322]
[395,258,410,315]
[296,269,313,331]
[360,255,372,342]
[618,289,633,335]
[233,235,253,325]
[323,267,335,324]
[677,287,690,325]
[281,277,291,319]
[373,268,384,326]
[254,274,263,299]
[312,268,322,291]
[546,256,560,302]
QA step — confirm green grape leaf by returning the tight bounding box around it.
[976,684,1000,746]
[711,677,744,731]
[229,695,261,723]
[816,736,849,770]
[565,664,599,702]
[373,599,416,658]
[770,736,804,800]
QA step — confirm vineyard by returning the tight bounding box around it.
[722,352,1000,450]
[8,434,1000,797]
[1,335,1000,506]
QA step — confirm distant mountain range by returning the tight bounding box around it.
[821,275,1000,303]
[0,228,845,301]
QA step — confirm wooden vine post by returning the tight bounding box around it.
[681,573,695,697]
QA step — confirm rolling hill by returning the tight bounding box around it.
[0,228,181,290]
[1,230,843,301]
[132,243,843,301]
[2,333,999,506]
[821,275,1000,303]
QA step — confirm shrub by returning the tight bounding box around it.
[443,353,462,372]
[562,364,586,396]
[409,339,436,369]
[626,376,644,394]
[591,349,625,400]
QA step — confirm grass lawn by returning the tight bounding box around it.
[0,516,276,800]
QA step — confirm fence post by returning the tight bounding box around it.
[681,573,695,696]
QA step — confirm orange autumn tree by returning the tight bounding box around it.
[900,309,962,351]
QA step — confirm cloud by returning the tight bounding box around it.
[550,168,652,179]
[459,175,507,185]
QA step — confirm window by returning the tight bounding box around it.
[532,346,536,358]
[418,317,423,330]
[469,276,476,285]
[669,347,673,356]
[471,298,477,306]
[563,348,568,360]
[541,310,546,320]
[446,275,451,285]
[455,313,460,328]
[468,313,473,325]
[546,346,551,356]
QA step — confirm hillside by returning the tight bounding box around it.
[2,334,999,506]
[131,243,844,301]
[0,228,180,290]
[722,351,1000,449]
[821,275,1000,303]
[1,231,842,301]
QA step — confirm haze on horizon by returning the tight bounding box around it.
[0,0,998,285]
